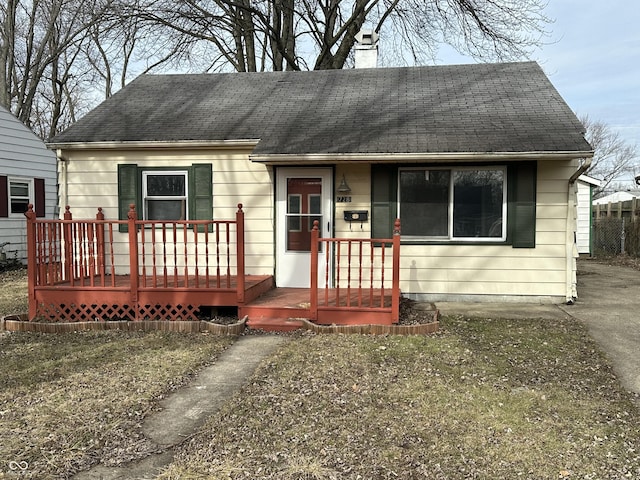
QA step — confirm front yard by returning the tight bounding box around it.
[159,318,640,479]
[1,268,640,479]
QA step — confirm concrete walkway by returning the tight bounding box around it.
[438,260,640,396]
[73,335,288,480]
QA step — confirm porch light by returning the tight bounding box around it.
[337,174,352,194]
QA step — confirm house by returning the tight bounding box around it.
[0,105,57,263]
[576,175,600,255]
[44,61,592,324]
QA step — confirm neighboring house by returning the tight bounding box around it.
[0,105,57,263]
[593,190,640,206]
[576,175,600,256]
[49,61,593,304]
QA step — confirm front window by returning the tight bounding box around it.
[399,167,506,241]
[142,171,188,221]
[9,178,32,215]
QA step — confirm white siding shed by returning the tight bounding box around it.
[576,175,600,255]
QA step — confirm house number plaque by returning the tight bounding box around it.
[336,196,352,203]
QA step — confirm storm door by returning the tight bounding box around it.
[276,168,332,288]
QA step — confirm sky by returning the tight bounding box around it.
[436,0,640,179]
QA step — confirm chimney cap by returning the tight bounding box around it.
[355,29,379,46]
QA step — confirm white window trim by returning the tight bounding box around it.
[398,166,507,242]
[142,170,189,221]
[8,177,34,218]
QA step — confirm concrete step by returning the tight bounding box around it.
[246,317,306,332]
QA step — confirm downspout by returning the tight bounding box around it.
[566,157,592,304]
[56,149,67,218]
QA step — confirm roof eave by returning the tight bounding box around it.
[48,139,261,155]
[250,150,595,164]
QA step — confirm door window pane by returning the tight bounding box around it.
[286,178,322,252]
[308,194,321,231]
[287,194,301,231]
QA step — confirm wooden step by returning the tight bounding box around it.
[245,317,306,332]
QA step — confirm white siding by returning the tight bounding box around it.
[60,147,274,275]
[61,152,578,302]
[0,106,57,262]
[576,179,593,255]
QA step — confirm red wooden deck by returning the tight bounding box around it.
[241,287,396,331]
[25,205,402,330]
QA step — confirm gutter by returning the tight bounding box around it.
[47,139,261,154]
[568,156,593,184]
[565,155,594,304]
[250,150,595,164]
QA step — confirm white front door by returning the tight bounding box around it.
[276,168,332,288]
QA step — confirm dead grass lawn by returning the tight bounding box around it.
[160,316,640,479]
[0,331,233,479]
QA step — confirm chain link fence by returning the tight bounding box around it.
[593,217,640,257]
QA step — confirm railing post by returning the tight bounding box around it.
[96,208,106,280]
[63,206,73,285]
[25,205,37,320]
[236,204,246,303]
[391,219,401,323]
[310,220,319,321]
[128,205,139,319]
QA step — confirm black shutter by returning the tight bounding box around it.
[118,164,139,232]
[34,178,45,217]
[508,162,537,248]
[371,165,398,240]
[190,163,213,232]
[0,176,7,217]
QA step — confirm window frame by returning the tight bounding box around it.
[8,177,33,217]
[397,165,508,243]
[141,170,189,221]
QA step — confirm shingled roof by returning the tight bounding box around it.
[51,61,592,157]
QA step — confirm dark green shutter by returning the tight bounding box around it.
[190,164,213,232]
[371,165,398,240]
[118,164,139,232]
[508,162,537,248]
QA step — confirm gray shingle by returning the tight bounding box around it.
[51,62,592,156]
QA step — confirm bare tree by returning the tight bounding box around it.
[0,0,116,138]
[127,0,550,72]
[581,114,639,197]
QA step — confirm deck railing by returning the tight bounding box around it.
[310,219,401,323]
[25,204,246,319]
